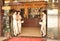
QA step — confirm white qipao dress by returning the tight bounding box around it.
[16,14,22,34]
[13,12,18,36]
[41,12,46,36]
[39,12,46,36]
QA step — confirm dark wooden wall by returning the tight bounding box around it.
[0,0,3,36]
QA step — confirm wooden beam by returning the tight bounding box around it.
[10,1,47,10]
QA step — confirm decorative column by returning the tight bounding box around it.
[2,0,11,36]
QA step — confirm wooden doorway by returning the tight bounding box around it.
[2,1,47,37]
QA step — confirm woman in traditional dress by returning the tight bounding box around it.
[12,12,19,36]
[16,12,22,34]
[39,10,46,37]
[41,12,46,37]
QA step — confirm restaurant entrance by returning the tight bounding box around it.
[2,1,47,37]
